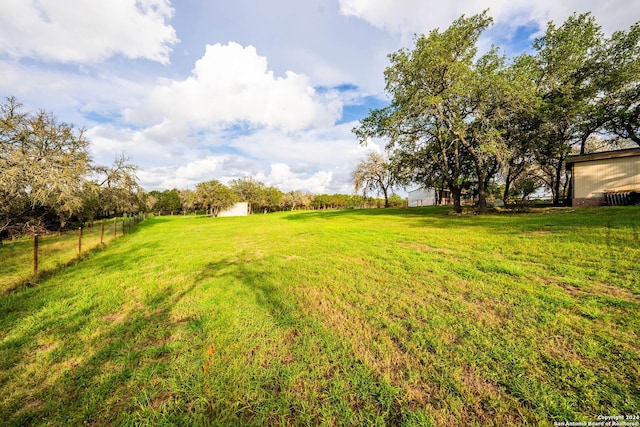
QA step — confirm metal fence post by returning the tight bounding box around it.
[78,227,82,253]
[34,233,39,276]
[100,223,104,244]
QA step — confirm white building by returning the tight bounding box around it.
[407,187,437,207]
[566,148,640,206]
[218,202,249,217]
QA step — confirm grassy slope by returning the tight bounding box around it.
[0,219,129,293]
[0,207,638,426]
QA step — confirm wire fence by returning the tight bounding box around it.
[0,213,146,293]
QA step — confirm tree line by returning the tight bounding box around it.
[148,177,404,217]
[353,12,640,213]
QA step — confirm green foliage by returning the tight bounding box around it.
[229,176,264,214]
[486,181,504,199]
[531,13,605,203]
[281,190,312,211]
[598,22,640,144]
[311,193,380,209]
[355,12,539,213]
[513,177,542,201]
[387,193,405,207]
[178,188,198,213]
[149,189,181,214]
[262,185,284,212]
[356,12,640,210]
[194,179,237,217]
[1,207,638,424]
[227,177,285,214]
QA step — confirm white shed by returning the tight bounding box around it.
[218,202,249,217]
[566,148,640,206]
[407,187,437,207]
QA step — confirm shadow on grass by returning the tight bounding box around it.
[282,205,640,239]
[195,257,297,328]
[193,255,406,425]
[282,206,453,222]
[0,248,199,425]
[0,216,210,424]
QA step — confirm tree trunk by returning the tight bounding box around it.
[562,168,571,205]
[553,163,563,205]
[451,187,462,213]
[477,170,488,213]
[452,192,462,213]
[503,165,518,204]
[502,179,512,205]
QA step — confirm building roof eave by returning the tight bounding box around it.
[566,147,640,165]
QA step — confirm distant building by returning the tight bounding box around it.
[407,187,437,207]
[566,148,640,207]
[218,202,249,217]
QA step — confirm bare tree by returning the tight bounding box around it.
[352,152,397,208]
[94,153,144,216]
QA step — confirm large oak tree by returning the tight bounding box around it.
[355,13,531,212]
[0,97,91,236]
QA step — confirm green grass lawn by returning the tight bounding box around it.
[0,207,638,426]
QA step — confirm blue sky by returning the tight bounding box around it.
[1,0,638,194]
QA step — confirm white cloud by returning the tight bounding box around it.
[125,42,343,133]
[135,154,255,191]
[226,123,367,167]
[258,163,333,193]
[338,0,640,37]
[85,118,375,194]
[0,0,177,63]
[137,168,193,191]
[86,125,133,159]
[86,124,192,170]
[174,157,225,181]
[0,59,154,131]
[221,122,383,193]
[88,124,233,189]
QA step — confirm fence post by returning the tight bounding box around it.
[34,233,39,276]
[113,221,117,237]
[100,223,104,244]
[78,227,82,253]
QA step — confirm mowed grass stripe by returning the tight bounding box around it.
[0,207,638,425]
